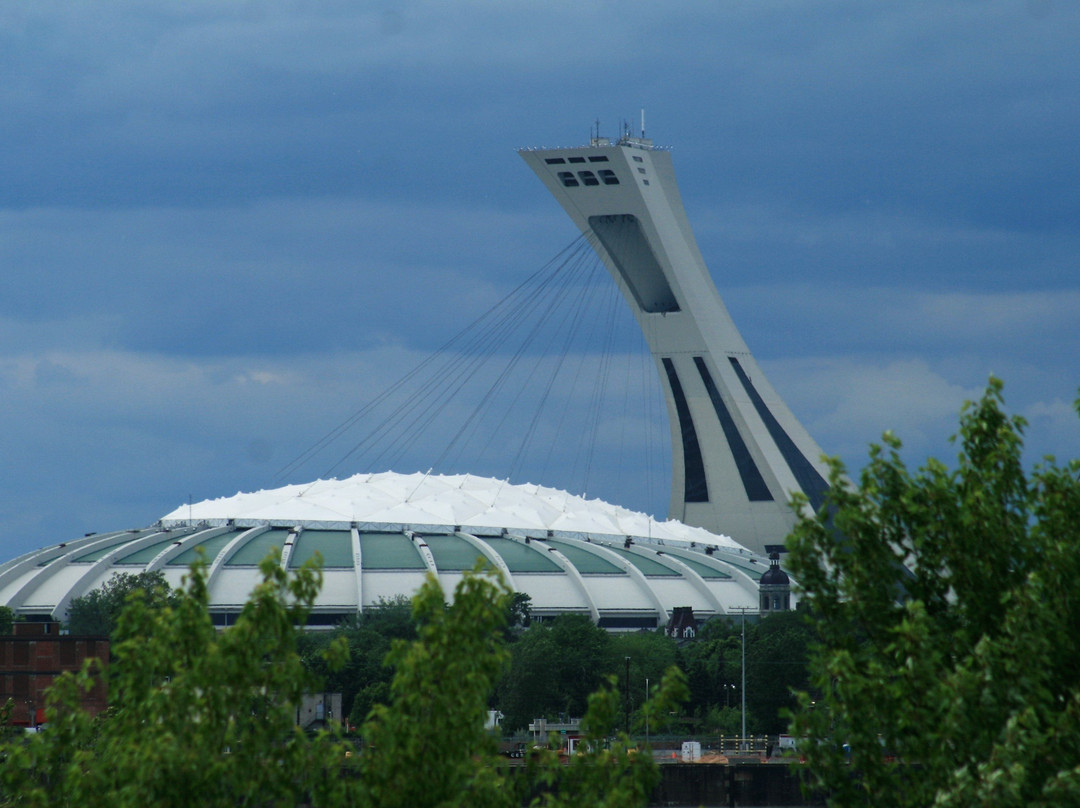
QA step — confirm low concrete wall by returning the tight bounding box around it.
[651,763,825,808]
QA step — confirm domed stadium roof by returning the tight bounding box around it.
[1,472,782,630]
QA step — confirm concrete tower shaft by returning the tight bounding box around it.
[520,136,831,554]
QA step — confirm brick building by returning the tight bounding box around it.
[0,622,109,727]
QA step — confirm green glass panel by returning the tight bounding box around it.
[225,529,291,566]
[605,546,680,577]
[169,531,241,566]
[72,532,152,563]
[422,534,486,572]
[545,540,625,575]
[48,530,128,564]
[359,532,425,570]
[37,548,75,567]
[481,538,562,573]
[116,537,186,565]
[711,554,764,581]
[289,530,354,569]
[657,548,734,580]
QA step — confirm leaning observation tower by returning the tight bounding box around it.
[521,130,831,555]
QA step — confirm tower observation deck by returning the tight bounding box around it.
[520,133,831,555]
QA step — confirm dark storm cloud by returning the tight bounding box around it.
[2,1,1078,560]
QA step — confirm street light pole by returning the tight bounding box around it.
[645,677,650,748]
[741,612,746,749]
[730,607,753,750]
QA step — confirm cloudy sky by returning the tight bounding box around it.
[3,1,1078,562]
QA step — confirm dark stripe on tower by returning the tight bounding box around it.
[693,357,773,502]
[728,357,829,511]
[661,358,709,503]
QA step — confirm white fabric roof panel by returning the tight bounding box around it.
[159,472,746,550]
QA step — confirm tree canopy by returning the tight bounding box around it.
[788,379,1080,807]
[296,596,416,726]
[1,554,685,808]
[677,611,811,736]
[2,553,349,808]
[66,570,178,636]
[497,614,614,730]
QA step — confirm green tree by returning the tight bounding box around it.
[1,552,351,807]
[676,613,809,736]
[505,591,532,636]
[66,570,178,636]
[528,667,688,808]
[787,379,1080,807]
[744,610,810,735]
[2,555,685,808]
[352,566,688,808]
[0,605,13,635]
[497,614,613,730]
[298,596,416,724]
[678,618,741,721]
[357,565,514,808]
[610,631,678,729]
[0,699,21,743]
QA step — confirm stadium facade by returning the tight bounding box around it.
[0,473,772,630]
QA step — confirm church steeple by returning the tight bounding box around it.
[758,545,792,613]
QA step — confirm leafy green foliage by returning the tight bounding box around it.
[678,612,810,735]
[0,699,20,743]
[357,564,514,808]
[610,631,679,733]
[66,570,178,637]
[497,614,614,730]
[1,554,684,808]
[1,552,352,808]
[297,596,416,724]
[611,631,678,701]
[0,605,12,635]
[505,591,532,635]
[744,611,810,734]
[350,565,688,808]
[788,379,1080,807]
[527,668,688,808]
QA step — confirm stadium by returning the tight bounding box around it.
[2,131,818,628]
[0,472,778,630]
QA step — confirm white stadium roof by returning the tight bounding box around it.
[2,472,781,631]
[160,472,748,548]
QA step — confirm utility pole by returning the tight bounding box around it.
[730,607,753,750]
[645,677,650,748]
[624,656,631,735]
[742,612,747,749]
